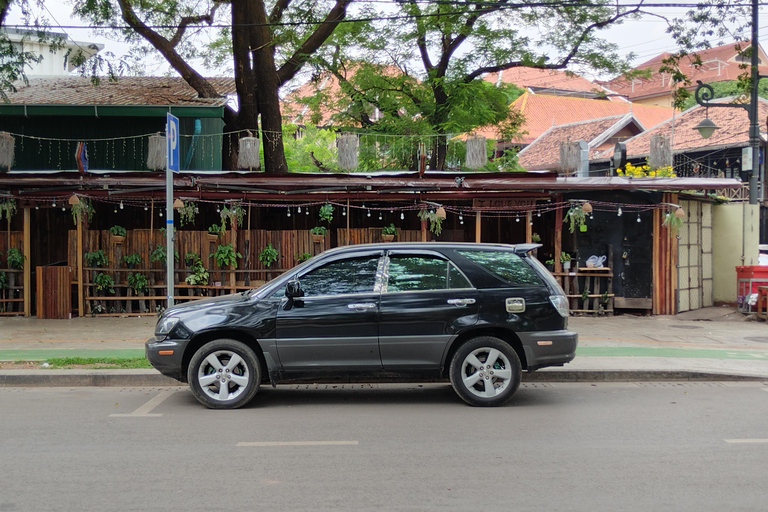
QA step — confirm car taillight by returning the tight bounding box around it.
[549,294,569,318]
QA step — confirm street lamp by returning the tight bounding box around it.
[693,0,766,205]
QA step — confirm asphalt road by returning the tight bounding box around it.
[2,382,767,512]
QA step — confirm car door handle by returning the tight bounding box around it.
[447,298,476,307]
[347,303,377,310]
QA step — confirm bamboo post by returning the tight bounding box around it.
[554,196,563,274]
[76,213,84,317]
[475,211,481,243]
[23,207,30,317]
[526,211,532,242]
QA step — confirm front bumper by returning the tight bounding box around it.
[145,337,190,382]
[518,330,578,370]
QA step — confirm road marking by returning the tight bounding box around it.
[724,439,768,444]
[110,389,176,417]
[237,441,359,447]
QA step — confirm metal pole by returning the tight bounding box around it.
[166,152,175,308]
[749,0,759,205]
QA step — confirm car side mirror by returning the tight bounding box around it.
[285,280,303,299]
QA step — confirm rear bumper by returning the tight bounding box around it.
[145,338,189,381]
[518,330,578,370]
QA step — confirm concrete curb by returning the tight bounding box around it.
[1,369,766,387]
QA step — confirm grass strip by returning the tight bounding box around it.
[41,357,152,369]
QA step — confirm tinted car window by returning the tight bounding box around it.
[458,250,543,286]
[299,256,381,296]
[386,255,472,292]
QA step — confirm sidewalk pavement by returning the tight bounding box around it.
[1,306,768,387]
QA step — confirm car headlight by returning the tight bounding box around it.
[549,294,569,318]
[155,316,180,336]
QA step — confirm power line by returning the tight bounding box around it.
[2,1,764,31]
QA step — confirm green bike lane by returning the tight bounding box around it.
[1,344,767,363]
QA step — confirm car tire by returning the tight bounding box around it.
[187,339,261,409]
[449,336,522,407]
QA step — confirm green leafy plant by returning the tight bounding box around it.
[177,200,198,227]
[582,288,590,302]
[0,271,6,290]
[85,250,108,268]
[150,245,179,265]
[417,209,444,236]
[564,206,586,234]
[122,252,142,267]
[185,260,209,286]
[560,252,572,263]
[127,272,149,294]
[184,251,200,267]
[6,248,24,269]
[382,223,398,236]
[109,225,126,237]
[544,258,555,266]
[93,272,115,294]
[220,203,246,229]
[0,198,17,221]
[297,252,312,263]
[258,243,279,268]
[211,243,242,268]
[159,226,176,237]
[531,232,541,242]
[71,198,95,226]
[319,203,334,224]
[208,224,222,236]
[662,210,684,236]
[310,226,327,236]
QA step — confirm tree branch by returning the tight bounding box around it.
[277,0,352,85]
[269,0,292,24]
[169,3,221,47]
[116,0,220,98]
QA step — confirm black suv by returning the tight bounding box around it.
[146,242,577,408]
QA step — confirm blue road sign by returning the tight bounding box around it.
[166,113,180,173]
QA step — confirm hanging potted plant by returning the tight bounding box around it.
[258,243,279,268]
[207,224,222,241]
[381,223,398,242]
[563,205,586,234]
[109,225,126,244]
[70,197,95,226]
[177,200,199,227]
[560,252,572,270]
[122,252,142,269]
[417,208,444,236]
[310,225,327,243]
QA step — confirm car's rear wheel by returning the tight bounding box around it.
[449,336,521,407]
[188,339,261,409]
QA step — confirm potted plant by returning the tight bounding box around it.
[310,225,327,243]
[211,243,242,269]
[381,223,398,242]
[70,197,95,226]
[85,249,108,269]
[185,259,209,290]
[177,200,198,227]
[4,248,24,312]
[150,245,179,267]
[544,258,555,272]
[122,252,142,269]
[127,272,149,313]
[318,203,334,224]
[184,251,200,268]
[417,208,444,236]
[531,232,541,243]
[296,252,312,263]
[207,224,222,241]
[109,225,126,244]
[560,252,572,270]
[93,272,115,294]
[258,243,279,268]
[563,206,586,234]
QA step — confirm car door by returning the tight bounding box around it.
[378,251,478,370]
[274,251,384,371]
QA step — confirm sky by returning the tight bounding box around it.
[5,1,768,79]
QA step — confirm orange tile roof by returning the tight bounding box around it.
[475,93,673,144]
[4,76,235,107]
[483,67,617,98]
[601,97,768,158]
[518,115,640,170]
[605,41,768,101]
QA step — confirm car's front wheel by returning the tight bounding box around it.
[449,336,521,407]
[188,339,261,409]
